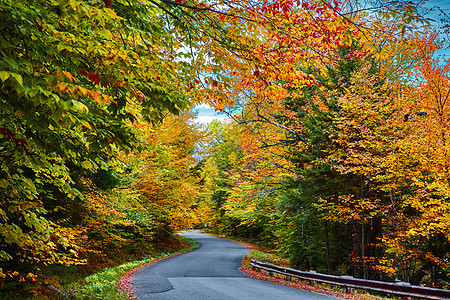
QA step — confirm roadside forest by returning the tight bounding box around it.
[1,0,449,297]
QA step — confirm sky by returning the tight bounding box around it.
[194,104,229,126]
[194,0,450,125]
[422,0,450,60]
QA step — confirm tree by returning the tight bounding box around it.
[376,34,450,285]
[128,111,209,234]
[0,0,205,281]
[203,121,244,234]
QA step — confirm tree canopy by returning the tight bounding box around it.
[1,0,449,296]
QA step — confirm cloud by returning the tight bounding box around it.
[195,115,229,125]
[195,104,214,110]
[193,103,230,125]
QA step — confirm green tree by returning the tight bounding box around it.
[204,121,243,234]
[274,46,377,277]
[0,0,194,283]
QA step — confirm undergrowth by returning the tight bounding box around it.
[64,235,199,300]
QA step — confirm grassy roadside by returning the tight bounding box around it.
[203,231,389,300]
[59,235,199,300]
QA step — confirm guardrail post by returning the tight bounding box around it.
[269,271,274,277]
[250,260,259,273]
[395,282,411,300]
[285,275,291,281]
[309,270,316,285]
[341,276,354,294]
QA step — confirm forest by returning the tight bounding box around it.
[1,0,450,298]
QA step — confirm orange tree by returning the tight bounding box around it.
[214,45,395,276]
[319,34,450,285]
[214,32,450,286]
[377,35,450,285]
[200,0,430,278]
[310,35,450,285]
[315,60,409,279]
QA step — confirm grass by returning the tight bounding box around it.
[61,236,199,300]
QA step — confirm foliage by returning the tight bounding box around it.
[206,29,450,287]
[245,249,289,268]
[0,0,195,285]
[123,111,210,234]
[203,121,245,234]
[2,0,448,294]
[202,0,432,281]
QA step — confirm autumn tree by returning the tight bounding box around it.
[203,121,244,234]
[219,31,450,285]
[128,111,209,234]
[193,0,427,275]
[372,35,450,285]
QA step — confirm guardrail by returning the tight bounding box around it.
[250,259,450,299]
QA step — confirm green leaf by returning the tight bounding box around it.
[72,100,89,114]
[81,160,96,170]
[80,119,92,129]
[10,73,23,86]
[3,57,18,71]
[99,29,113,40]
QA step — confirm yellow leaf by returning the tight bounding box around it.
[0,71,10,82]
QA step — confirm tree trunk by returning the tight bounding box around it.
[352,220,362,278]
[361,220,367,279]
[324,220,331,274]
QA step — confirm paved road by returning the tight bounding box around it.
[131,230,340,300]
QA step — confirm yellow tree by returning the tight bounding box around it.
[125,111,210,234]
[384,35,450,285]
[317,34,450,284]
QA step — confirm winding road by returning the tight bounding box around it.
[131,230,340,299]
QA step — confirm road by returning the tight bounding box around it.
[131,230,340,300]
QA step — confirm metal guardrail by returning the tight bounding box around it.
[250,259,450,299]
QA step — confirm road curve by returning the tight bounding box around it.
[131,230,340,300]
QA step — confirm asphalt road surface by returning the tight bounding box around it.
[131,230,340,300]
